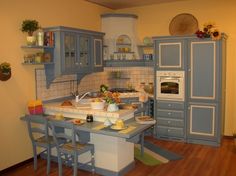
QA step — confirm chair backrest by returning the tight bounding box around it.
[49,120,77,148]
[26,115,49,142]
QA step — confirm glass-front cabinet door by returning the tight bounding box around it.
[93,37,103,72]
[77,35,91,73]
[63,33,77,74]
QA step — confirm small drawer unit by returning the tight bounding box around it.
[156,100,186,141]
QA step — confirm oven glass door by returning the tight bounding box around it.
[161,81,179,94]
[157,77,184,101]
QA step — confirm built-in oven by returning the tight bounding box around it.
[156,71,185,101]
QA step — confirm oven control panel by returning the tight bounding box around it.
[156,71,185,77]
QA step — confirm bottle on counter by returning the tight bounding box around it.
[139,82,148,102]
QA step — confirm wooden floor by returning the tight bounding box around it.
[3,137,236,176]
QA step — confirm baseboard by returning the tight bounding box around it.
[0,155,39,175]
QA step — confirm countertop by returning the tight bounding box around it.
[43,101,135,123]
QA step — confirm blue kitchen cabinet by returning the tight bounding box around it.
[186,37,227,146]
[154,37,185,70]
[153,34,227,146]
[43,26,104,87]
[155,100,186,141]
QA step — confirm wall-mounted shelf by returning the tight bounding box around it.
[21,45,54,49]
[104,60,154,67]
[21,62,54,65]
[114,52,134,54]
[108,77,130,80]
[137,44,154,48]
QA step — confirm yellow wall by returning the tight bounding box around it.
[0,0,111,170]
[117,0,236,136]
[1,0,236,170]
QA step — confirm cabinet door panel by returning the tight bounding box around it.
[190,41,216,100]
[78,36,90,68]
[155,39,184,69]
[63,33,77,73]
[160,43,180,67]
[94,39,102,67]
[188,104,217,138]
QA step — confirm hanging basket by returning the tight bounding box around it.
[0,69,11,81]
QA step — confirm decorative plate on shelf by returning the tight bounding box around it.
[169,13,199,36]
[143,37,153,46]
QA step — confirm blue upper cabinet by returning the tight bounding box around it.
[43,26,104,86]
[154,37,185,70]
[188,40,217,101]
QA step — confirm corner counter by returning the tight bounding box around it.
[44,102,134,123]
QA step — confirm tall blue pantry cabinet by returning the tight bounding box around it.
[153,34,227,146]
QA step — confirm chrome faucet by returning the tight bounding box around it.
[75,92,91,103]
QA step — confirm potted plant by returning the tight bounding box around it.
[21,19,39,45]
[0,62,11,81]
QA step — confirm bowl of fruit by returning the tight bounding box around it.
[90,98,105,110]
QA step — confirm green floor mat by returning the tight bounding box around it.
[134,147,163,166]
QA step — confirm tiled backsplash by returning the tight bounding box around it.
[36,67,154,101]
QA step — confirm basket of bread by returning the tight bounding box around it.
[135,115,156,124]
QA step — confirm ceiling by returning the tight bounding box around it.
[85,0,185,10]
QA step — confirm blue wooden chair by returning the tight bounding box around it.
[49,120,95,176]
[26,115,56,175]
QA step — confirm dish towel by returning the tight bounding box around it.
[92,124,106,130]
[119,126,136,134]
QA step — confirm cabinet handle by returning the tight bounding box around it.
[168,121,171,124]
[168,104,171,107]
[75,62,79,65]
[168,112,171,115]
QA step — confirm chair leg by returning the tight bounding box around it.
[58,152,63,176]
[32,144,37,171]
[46,147,51,175]
[73,154,78,176]
[91,148,95,174]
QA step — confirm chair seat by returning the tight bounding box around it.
[62,142,92,151]
[36,136,54,144]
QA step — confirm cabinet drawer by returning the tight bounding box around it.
[168,127,184,137]
[157,109,184,118]
[157,101,184,110]
[157,118,184,127]
[157,126,184,137]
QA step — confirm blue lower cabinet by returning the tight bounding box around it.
[187,103,220,146]
[155,100,186,141]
